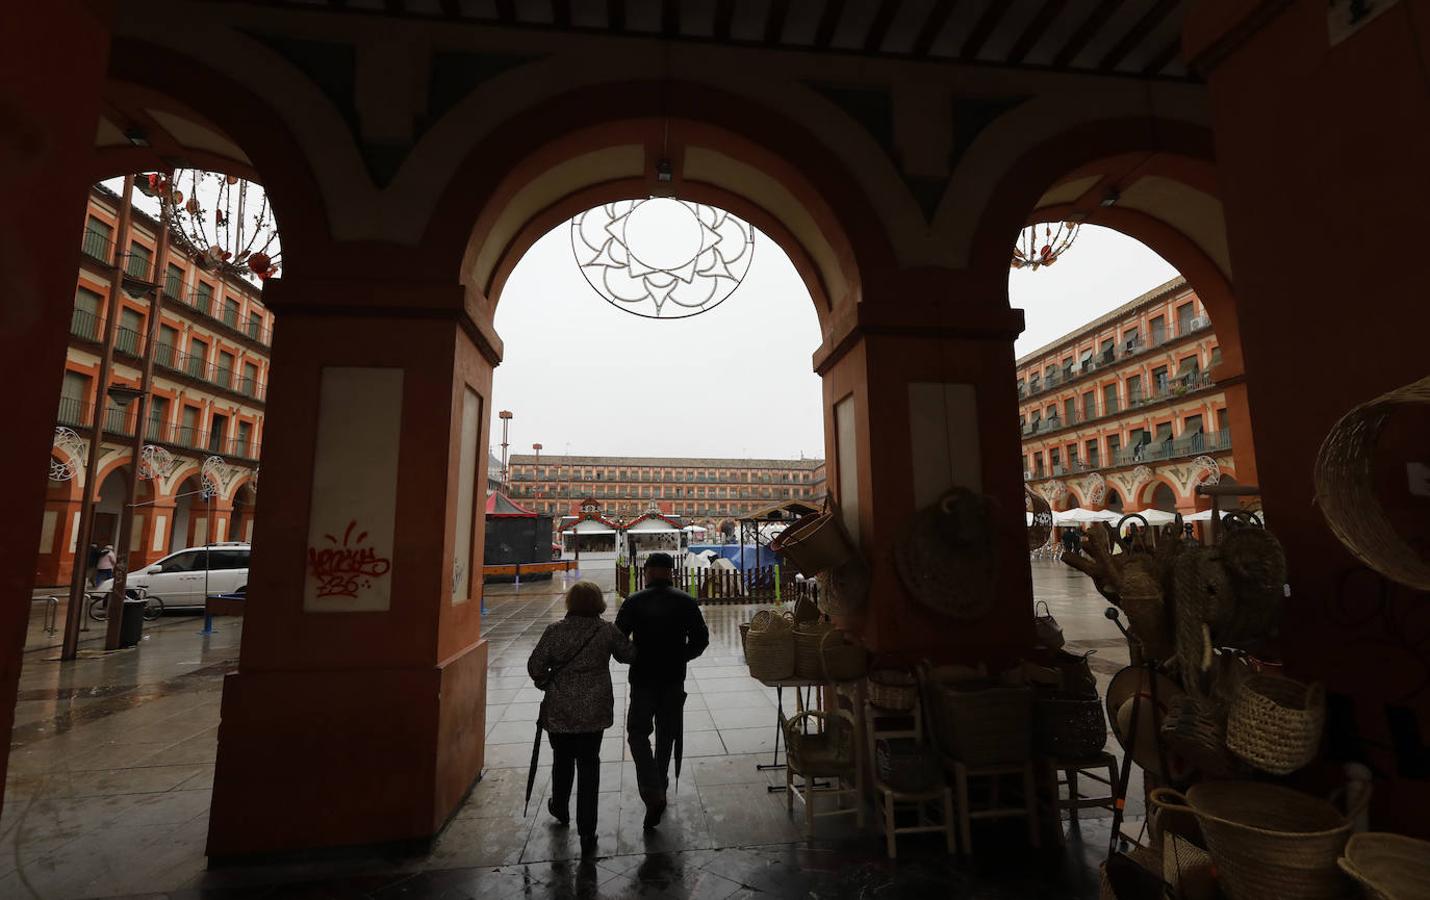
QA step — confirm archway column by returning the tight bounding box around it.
[207,276,499,858]
[814,289,1034,664]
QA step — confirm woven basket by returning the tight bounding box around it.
[1151,782,1362,900]
[867,667,918,711]
[771,499,856,576]
[1027,487,1054,551]
[818,628,867,682]
[1034,691,1107,759]
[1226,674,1326,775]
[894,488,999,621]
[1163,832,1218,900]
[816,556,869,616]
[1338,832,1430,900]
[792,620,834,680]
[745,611,794,682]
[1160,693,1243,778]
[928,680,1032,766]
[874,737,942,792]
[1314,375,1430,591]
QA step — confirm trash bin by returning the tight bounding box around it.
[119,598,146,648]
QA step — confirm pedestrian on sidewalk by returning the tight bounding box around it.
[95,544,116,587]
[526,580,634,858]
[86,543,101,586]
[616,551,709,829]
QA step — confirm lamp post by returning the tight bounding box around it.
[498,410,513,485]
[531,442,542,506]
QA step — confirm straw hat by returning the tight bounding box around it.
[1105,666,1194,779]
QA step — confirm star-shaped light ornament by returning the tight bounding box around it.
[571,198,754,318]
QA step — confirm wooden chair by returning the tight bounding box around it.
[864,700,956,858]
[1041,751,1118,844]
[783,708,864,834]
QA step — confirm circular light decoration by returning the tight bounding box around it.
[1011,221,1080,271]
[571,198,754,318]
[141,170,281,282]
[200,455,231,500]
[50,427,84,482]
[138,444,176,481]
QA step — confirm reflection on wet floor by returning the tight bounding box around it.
[5,562,1127,898]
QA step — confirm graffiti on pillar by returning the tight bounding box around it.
[307,519,393,600]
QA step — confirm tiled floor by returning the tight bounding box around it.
[5,562,1133,898]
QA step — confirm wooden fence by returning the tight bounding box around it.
[615,562,818,606]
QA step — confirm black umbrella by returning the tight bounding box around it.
[524,700,545,816]
[673,690,688,793]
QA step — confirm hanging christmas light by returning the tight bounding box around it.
[1010,221,1080,271]
[140,170,282,282]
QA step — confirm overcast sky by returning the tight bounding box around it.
[491,221,1177,461]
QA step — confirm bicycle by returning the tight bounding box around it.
[87,586,164,623]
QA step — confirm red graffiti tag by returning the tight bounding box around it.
[307,520,392,599]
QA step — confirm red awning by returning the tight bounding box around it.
[485,491,537,517]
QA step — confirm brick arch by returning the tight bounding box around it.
[423,83,890,328]
[1139,475,1183,510]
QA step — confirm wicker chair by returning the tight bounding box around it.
[783,708,864,834]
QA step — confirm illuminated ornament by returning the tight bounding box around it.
[571,198,754,319]
[154,169,282,285]
[1011,221,1081,271]
[138,444,175,481]
[50,427,84,482]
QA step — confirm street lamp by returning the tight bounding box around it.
[531,443,542,505]
[498,410,513,485]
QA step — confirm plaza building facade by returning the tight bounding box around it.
[34,185,271,587]
[1019,278,1234,518]
[505,454,827,536]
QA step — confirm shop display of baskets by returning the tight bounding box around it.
[793,620,833,680]
[1151,782,1363,900]
[744,610,794,682]
[874,737,942,792]
[818,628,867,682]
[770,499,857,577]
[927,679,1033,766]
[867,666,919,711]
[1034,691,1107,758]
[1226,674,1325,775]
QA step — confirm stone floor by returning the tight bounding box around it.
[4,561,1138,899]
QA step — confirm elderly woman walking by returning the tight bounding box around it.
[527,580,634,856]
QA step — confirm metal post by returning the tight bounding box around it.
[105,175,171,649]
[498,410,512,484]
[62,175,137,661]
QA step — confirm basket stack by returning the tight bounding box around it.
[1226,674,1325,775]
[744,610,794,682]
[1034,691,1106,759]
[867,667,918,711]
[928,679,1033,766]
[818,628,867,682]
[1339,832,1430,900]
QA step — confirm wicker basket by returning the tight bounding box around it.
[818,628,867,682]
[1027,487,1054,551]
[1160,693,1243,778]
[1163,832,1218,900]
[745,611,794,682]
[1151,782,1362,900]
[874,737,942,792]
[1226,674,1326,775]
[867,667,918,711]
[771,500,857,576]
[1338,832,1430,900]
[816,556,869,616]
[1314,375,1430,591]
[928,680,1032,766]
[1034,691,1107,758]
[792,620,834,680]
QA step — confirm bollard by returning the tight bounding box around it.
[43,597,60,635]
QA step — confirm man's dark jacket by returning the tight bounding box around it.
[615,579,709,686]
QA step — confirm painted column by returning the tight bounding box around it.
[207,277,500,858]
[814,287,1033,664]
[0,0,112,811]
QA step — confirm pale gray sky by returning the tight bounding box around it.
[492,221,1177,460]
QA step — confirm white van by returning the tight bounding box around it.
[96,543,249,610]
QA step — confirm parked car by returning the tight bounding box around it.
[95,542,249,610]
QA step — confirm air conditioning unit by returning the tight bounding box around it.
[1190,316,1210,330]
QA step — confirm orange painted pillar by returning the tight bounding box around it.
[207,277,500,858]
[815,287,1033,665]
[0,0,112,812]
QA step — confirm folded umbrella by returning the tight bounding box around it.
[524,701,545,816]
[673,690,688,793]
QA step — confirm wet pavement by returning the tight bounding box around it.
[4,562,1131,898]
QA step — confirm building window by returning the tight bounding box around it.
[116,308,143,355]
[1102,382,1119,414]
[1068,444,1079,469]
[1050,448,1061,472]
[125,242,152,279]
[187,337,209,378]
[1064,398,1076,422]
[1217,408,1230,433]
[1149,315,1166,346]
[208,413,229,452]
[72,287,102,340]
[1177,302,1194,335]
[147,396,169,440]
[1082,390,1096,419]
[240,362,259,396]
[195,281,214,315]
[1099,338,1115,362]
[1086,439,1100,468]
[179,405,200,446]
[1126,374,1143,405]
[156,325,179,367]
[216,351,235,389]
[165,263,184,298]
[1108,434,1121,462]
[58,371,91,425]
[82,218,112,261]
[1123,328,1139,351]
[223,298,240,328]
[1152,365,1169,393]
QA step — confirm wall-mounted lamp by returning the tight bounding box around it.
[106,384,144,408]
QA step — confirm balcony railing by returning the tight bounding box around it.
[1020,320,1215,397]
[81,229,114,263]
[1026,428,1232,482]
[167,288,274,346]
[114,326,144,357]
[153,349,268,401]
[70,307,100,341]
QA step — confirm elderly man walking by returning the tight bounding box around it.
[615,552,709,828]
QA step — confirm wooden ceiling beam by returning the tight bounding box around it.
[864,0,900,52]
[1099,0,1177,71]
[814,0,845,48]
[1140,37,1181,76]
[912,0,958,57]
[765,0,791,44]
[1051,0,1125,69]
[960,0,1009,59]
[1007,0,1067,63]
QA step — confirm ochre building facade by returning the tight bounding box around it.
[36,186,270,587]
[1019,278,1234,517]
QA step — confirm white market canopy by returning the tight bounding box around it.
[683,524,708,533]
[563,517,617,534]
